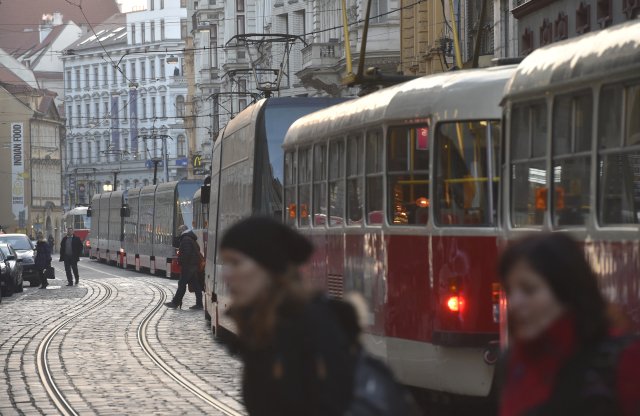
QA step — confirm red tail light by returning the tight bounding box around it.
[447,295,464,312]
[445,277,464,314]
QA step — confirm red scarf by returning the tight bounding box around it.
[499,315,576,416]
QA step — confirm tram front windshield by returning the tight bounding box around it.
[176,182,202,233]
[265,103,341,184]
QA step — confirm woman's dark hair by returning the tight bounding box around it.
[499,233,608,346]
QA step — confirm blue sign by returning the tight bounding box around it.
[176,157,188,167]
[145,160,163,168]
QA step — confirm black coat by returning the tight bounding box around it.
[237,296,357,416]
[177,231,199,273]
[35,240,52,270]
[60,235,83,263]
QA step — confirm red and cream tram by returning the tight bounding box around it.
[500,20,640,342]
[279,65,516,397]
[63,206,92,256]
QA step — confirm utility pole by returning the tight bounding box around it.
[151,158,161,185]
[162,135,169,182]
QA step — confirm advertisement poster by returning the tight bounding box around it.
[11,122,27,228]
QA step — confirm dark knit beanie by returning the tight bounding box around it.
[220,217,313,275]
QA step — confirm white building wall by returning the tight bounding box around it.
[62,9,189,200]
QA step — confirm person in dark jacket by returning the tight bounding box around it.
[59,227,83,286]
[219,217,358,416]
[34,232,52,289]
[498,233,640,416]
[165,224,202,309]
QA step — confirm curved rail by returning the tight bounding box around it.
[137,282,243,416]
[36,280,114,416]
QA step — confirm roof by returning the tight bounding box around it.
[504,19,640,99]
[22,25,66,59]
[0,0,120,54]
[284,65,516,147]
[67,13,127,52]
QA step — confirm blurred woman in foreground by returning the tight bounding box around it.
[498,233,640,416]
[219,217,358,416]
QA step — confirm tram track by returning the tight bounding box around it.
[137,281,244,416]
[36,279,115,416]
[78,262,245,415]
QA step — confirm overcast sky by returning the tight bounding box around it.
[118,0,147,12]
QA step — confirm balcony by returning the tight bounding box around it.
[170,75,187,87]
[301,42,343,70]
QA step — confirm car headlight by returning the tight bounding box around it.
[22,257,34,264]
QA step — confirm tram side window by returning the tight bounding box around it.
[435,121,499,226]
[347,135,364,225]
[598,83,640,225]
[313,144,327,226]
[298,147,312,227]
[284,151,296,225]
[511,101,548,227]
[329,139,345,226]
[366,130,384,225]
[552,92,592,227]
[388,126,429,226]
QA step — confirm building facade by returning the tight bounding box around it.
[0,65,64,239]
[400,0,497,76]
[185,0,402,162]
[512,0,638,55]
[61,4,188,208]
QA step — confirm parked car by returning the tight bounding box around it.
[0,243,23,296]
[0,234,37,286]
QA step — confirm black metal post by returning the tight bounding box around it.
[113,171,118,190]
[152,160,160,185]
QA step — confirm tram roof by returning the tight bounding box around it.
[284,65,515,147]
[504,19,640,100]
[65,206,88,216]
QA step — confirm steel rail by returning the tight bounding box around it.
[137,281,244,416]
[36,280,114,416]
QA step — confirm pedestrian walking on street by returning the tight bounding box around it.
[164,225,203,310]
[498,233,640,416]
[59,227,82,286]
[219,217,359,416]
[34,232,52,289]
[47,234,55,253]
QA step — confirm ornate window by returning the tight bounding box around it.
[597,0,613,27]
[177,135,186,157]
[540,18,553,46]
[176,95,185,117]
[554,12,568,41]
[623,0,640,18]
[521,28,534,55]
[576,2,591,34]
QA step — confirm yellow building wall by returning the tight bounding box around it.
[400,0,448,76]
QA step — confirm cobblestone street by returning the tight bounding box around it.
[0,260,245,415]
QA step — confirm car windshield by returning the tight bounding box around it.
[0,245,11,257]
[0,236,32,250]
